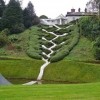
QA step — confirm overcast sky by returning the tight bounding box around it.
[6,0,89,18]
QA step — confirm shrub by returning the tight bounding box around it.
[94,37,100,60]
[52,36,69,44]
[50,28,80,62]
[0,28,10,35]
[15,44,22,51]
[52,44,62,51]
[41,53,48,59]
[41,47,51,54]
[42,40,53,48]
[79,16,100,40]
[45,26,57,32]
[27,49,41,60]
[10,23,25,34]
[44,32,55,40]
[26,30,42,60]
[0,48,7,56]
[9,35,19,43]
[0,29,10,47]
[54,28,68,35]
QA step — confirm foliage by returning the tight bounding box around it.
[41,47,51,54]
[0,0,5,17]
[10,23,25,34]
[79,16,100,40]
[50,27,80,62]
[65,36,94,61]
[23,1,40,28]
[0,29,10,47]
[43,32,55,40]
[0,48,7,55]
[42,40,53,48]
[94,37,100,60]
[26,27,42,60]
[1,0,24,34]
[52,35,69,44]
[44,26,57,32]
[39,15,48,19]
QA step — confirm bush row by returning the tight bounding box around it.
[50,27,80,62]
[52,35,69,44]
[52,40,70,51]
[41,40,53,48]
[41,47,51,54]
[54,25,75,35]
[44,32,55,40]
[26,30,42,60]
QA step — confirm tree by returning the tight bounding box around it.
[39,15,48,19]
[2,0,24,33]
[23,8,32,28]
[79,16,100,40]
[86,0,97,12]
[86,0,100,16]
[95,0,100,16]
[27,1,36,17]
[0,0,5,17]
[23,1,40,28]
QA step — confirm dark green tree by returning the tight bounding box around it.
[2,0,24,33]
[0,0,5,17]
[23,8,32,28]
[23,1,40,28]
[39,15,48,19]
[27,1,36,17]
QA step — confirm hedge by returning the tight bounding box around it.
[50,27,80,62]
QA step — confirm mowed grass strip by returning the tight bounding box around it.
[43,60,100,83]
[0,59,44,79]
[0,83,100,100]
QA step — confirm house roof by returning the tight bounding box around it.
[66,12,98,16]
[56,14,67,19]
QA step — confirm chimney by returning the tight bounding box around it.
[78,8,81,12]
[71,8,75,13]
[85,8,87,13]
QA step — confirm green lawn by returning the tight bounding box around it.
[0,59,44,80]
[0,83,100,100]
[43,60,100,83]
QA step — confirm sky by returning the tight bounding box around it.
[5,0,89,18]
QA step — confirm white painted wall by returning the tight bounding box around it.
[40,16,82,25]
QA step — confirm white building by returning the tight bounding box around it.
[40,14,68,25]
[40,8,97,25]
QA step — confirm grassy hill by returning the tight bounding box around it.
[0,26,42,59]
[65,36,95,61]
[0,23,100,84]
[43,60,100,83]
[0,83,100,100]
[0,59,44,82]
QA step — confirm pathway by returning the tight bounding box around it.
[23,24,69,85]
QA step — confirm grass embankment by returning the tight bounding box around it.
[65,36,94,61]
[0,59,44,81]
[0,26,42,59]
[0,83,100,100]
[43,60,100,83]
